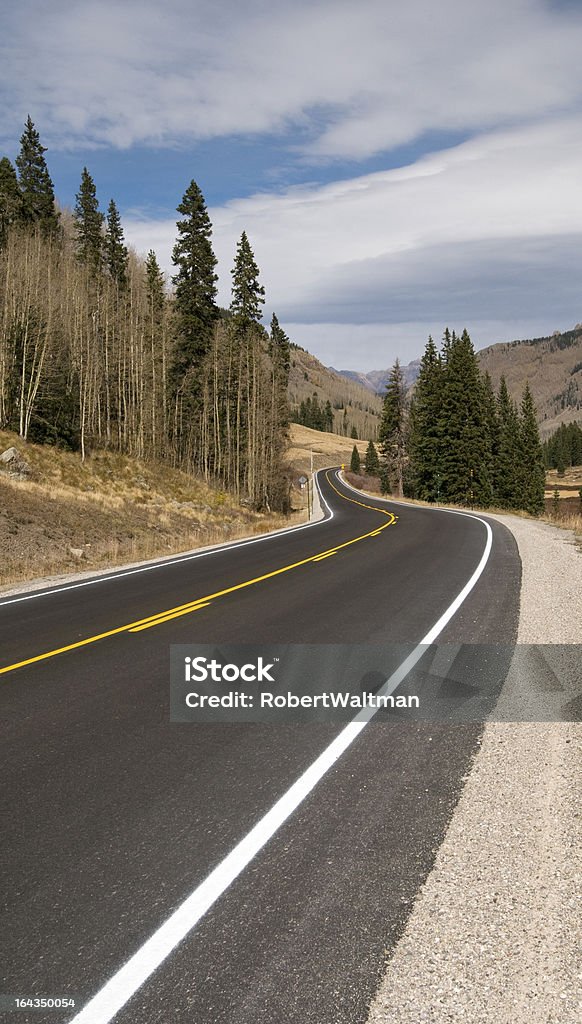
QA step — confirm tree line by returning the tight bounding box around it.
[543,421,582,472]
[378,329,546,515]
[0,117,291,510]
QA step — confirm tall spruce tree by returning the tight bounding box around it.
[15,116,59,234]
[230,231,265,330]
[350,444,361,473]
[269,313,291,428]
[379,359,406,497]
[364,439,380,475]
[407,335,443,500]
[481,371,500,496]
[171,180,218,396]
[517,383,545,514]
[495,377,520,508]
[0,157,22,246]
[74,167,104,271]
[438,329,492,506]
[105,199,128,289]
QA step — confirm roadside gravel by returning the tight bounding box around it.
[367,513,581,1024]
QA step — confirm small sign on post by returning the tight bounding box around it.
[298,475,307,489]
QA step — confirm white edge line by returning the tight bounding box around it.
[68,482,493,1024]
[0,470,334,608]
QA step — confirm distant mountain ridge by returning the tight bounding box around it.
[333,326,582,434]
[333,360,421,395]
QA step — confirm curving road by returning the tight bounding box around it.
[0,470,521,1024]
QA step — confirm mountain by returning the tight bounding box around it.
[333,327,582,435]
[333,359,422,395]
[289,345,383,440]
[476,327,582,436]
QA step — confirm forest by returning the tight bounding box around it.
[0,118,291,511]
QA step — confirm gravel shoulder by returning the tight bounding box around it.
[368,513,581,1024]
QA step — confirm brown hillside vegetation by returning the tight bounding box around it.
[288,346,382,440]
[0,430,299,589]
[477,327,582,435]
[286,423,369,476]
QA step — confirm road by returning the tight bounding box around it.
[0,470,521,1024]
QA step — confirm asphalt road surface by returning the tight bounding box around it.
[0,470,521,1024]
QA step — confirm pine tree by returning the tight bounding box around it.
[364,439,380,475]
[230,231,265,331]
[496,377,520,508]
[438,330,492,506]
[269,313,291,429]
[171,179,218,396]
[350,425,358,439]
[379,359,406,497]
[517,383,545,514]
[15,116,59,234]
[407,335,443,500]
[74,167,104,271]
[324,400,334,432]
[269,313,290,386]
[350,444,361,473]
[0,157,22,246]
[105,199,128,289]
[481,371,499,495]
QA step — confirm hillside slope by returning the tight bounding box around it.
[0,431,296,589]
[289,346,382,439]
[334,327,582,434]
[477,327,582,434]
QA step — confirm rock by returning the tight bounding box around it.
[0,446,32,479]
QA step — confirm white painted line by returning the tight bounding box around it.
[68,504,493,1024]
[0,471,334,608]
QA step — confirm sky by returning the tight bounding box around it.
[2,0,582,371]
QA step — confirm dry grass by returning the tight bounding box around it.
[343,469,582,543]
[286,423,369,475]
[0,430,304,589]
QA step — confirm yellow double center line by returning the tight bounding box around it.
[0,472,396,676]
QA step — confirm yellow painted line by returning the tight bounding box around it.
[312,552,337,561]
[128,603,212,632]
[0,471,397,676]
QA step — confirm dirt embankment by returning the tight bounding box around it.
[0,430,303,589]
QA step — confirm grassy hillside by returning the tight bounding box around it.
[286,423,369,476]
[289,346,382,440]
[0,430,299,589]
[476,328,582,435]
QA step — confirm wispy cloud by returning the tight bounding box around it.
[3,0,582,159]
[123,118,582,367]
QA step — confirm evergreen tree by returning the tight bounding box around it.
[496,377,520,508]
[74,167,104,271]
[407,335,443,500]
[438,330,492,506]
[481,371,499,492]
[379,359,406,497]
[105,199,128,289]
[171,179,218,395]
[364,439,380,475]
[269,313,291,429]
[350,444,361,473]
[230,231,265,331]
[0,157,23,246]
[15,116,59,234]
[145,250,165,316]
[324,400,334,432]
[350,425,358,439]
[517,383,545,514]
[269,313,290,386]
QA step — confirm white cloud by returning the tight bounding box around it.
[123,118,582,368]
[3,0,582,158]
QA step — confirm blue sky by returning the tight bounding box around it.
[2,0,582,371]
